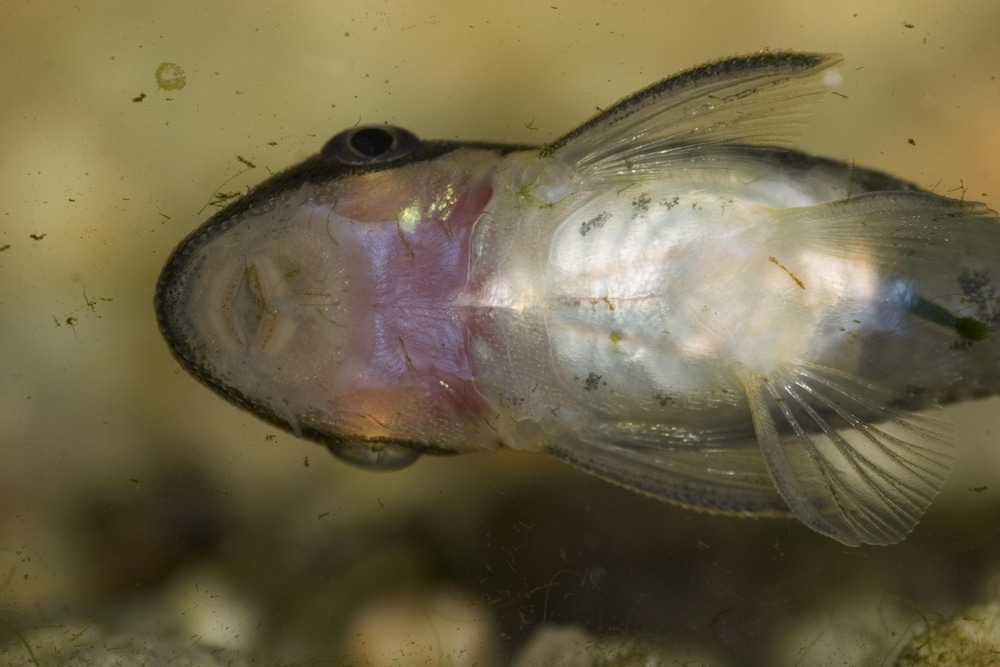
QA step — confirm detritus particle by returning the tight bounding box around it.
[155,62,187,91]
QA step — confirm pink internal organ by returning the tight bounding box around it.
[324,182,499,448]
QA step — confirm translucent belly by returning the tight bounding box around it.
[466,159,998,452]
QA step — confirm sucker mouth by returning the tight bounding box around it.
[217,256,300,358]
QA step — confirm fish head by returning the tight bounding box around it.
[155,126,521,467]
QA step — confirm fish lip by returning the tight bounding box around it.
[153,235,206,371]
[151,240,305,443]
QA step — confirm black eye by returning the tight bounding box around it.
[320,125,420,165]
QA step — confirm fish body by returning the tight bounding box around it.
[155,53,1000,545]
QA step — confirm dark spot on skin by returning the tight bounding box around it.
[654,392,672,407]
[0,244,9,252]
[661,196,680,210]
[631,193,651,219]
[584,373,602,391]
[579,211,611,236]
[969,485,988,493]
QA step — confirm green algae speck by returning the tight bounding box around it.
[155,62,187,91]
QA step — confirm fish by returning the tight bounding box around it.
[154,52,1000,546]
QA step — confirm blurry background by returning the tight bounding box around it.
[2,1,999,665]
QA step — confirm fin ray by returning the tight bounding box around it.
[545,52,843,180]
[779,190,1000,264]
[744,365,954,546]
[545,423,791,518]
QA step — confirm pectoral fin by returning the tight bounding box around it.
[544,52,843,180]
[742,365,954,546]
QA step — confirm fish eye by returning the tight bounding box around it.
[325,439,422,470]
[320,125,420,165]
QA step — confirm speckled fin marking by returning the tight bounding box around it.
[544,52,843,179]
